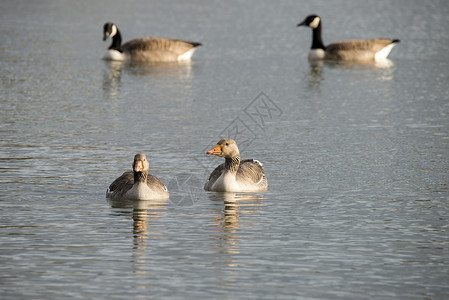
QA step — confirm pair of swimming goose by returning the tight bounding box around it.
[102,15,399,63]
[106,139,268,200]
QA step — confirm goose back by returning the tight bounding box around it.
[325,38,398,60]
[122,37,201,62]
[236,159,267,188]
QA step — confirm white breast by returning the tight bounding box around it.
[308,48,325,60]
[210,172,241,192]
[125,182,169,200]
[103,49,128,61]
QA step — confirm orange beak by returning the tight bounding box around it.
[134,160,144,172]
[206,144,222,156]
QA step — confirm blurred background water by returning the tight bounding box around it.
[1,0,448,299]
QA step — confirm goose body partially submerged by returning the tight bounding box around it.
[204,139,268,192]
[102,22,202,62]
[107,154,169,200]
[297,15,399,61]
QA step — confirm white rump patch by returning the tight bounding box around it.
[309,16,321,29]
[308,48,325,60]
[253,159,263,167]
[375,43,397,60]
[177,48,196,61]
[256,175,265,185]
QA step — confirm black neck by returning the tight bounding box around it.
[134,171,147,183]
[311,24,326,50]
[225,156,240,174]
[109,30,123,51]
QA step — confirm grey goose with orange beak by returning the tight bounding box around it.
[204,139,268,192]
[107,153,169,200]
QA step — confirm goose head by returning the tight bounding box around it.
[297,15,321,29]
[103,22,118,41]
[133,153,149,174]
[206,139,240,159]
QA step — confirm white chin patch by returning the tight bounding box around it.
[309,17,321,29]
[110,24,117,38]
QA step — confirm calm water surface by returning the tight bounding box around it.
[1,0,448,299]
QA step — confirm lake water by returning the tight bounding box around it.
[1,0,448,299]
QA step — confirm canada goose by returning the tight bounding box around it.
[102,22,202,62]
[297,15,399,61]
[204,139,268,192]
[106,153,169,200]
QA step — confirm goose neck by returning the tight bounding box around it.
[311,24,326,50]
[109,30,122,51]
[134,171,148,184]
[225,156,240,174]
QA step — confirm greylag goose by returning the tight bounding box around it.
[204,139,268,192]
[106,153,169,200]
[297,15,399,61]
[102,22,202,62]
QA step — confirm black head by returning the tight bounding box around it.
[103,22,117,41]
[297,15,321,29]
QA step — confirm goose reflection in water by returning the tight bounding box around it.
[102,61,123,100]
[107,198,168,246]
[305,58,396,92]
[125,60,193,78]
[102,60,193,101]
[108,198,168,281]
[209,193,264,268]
